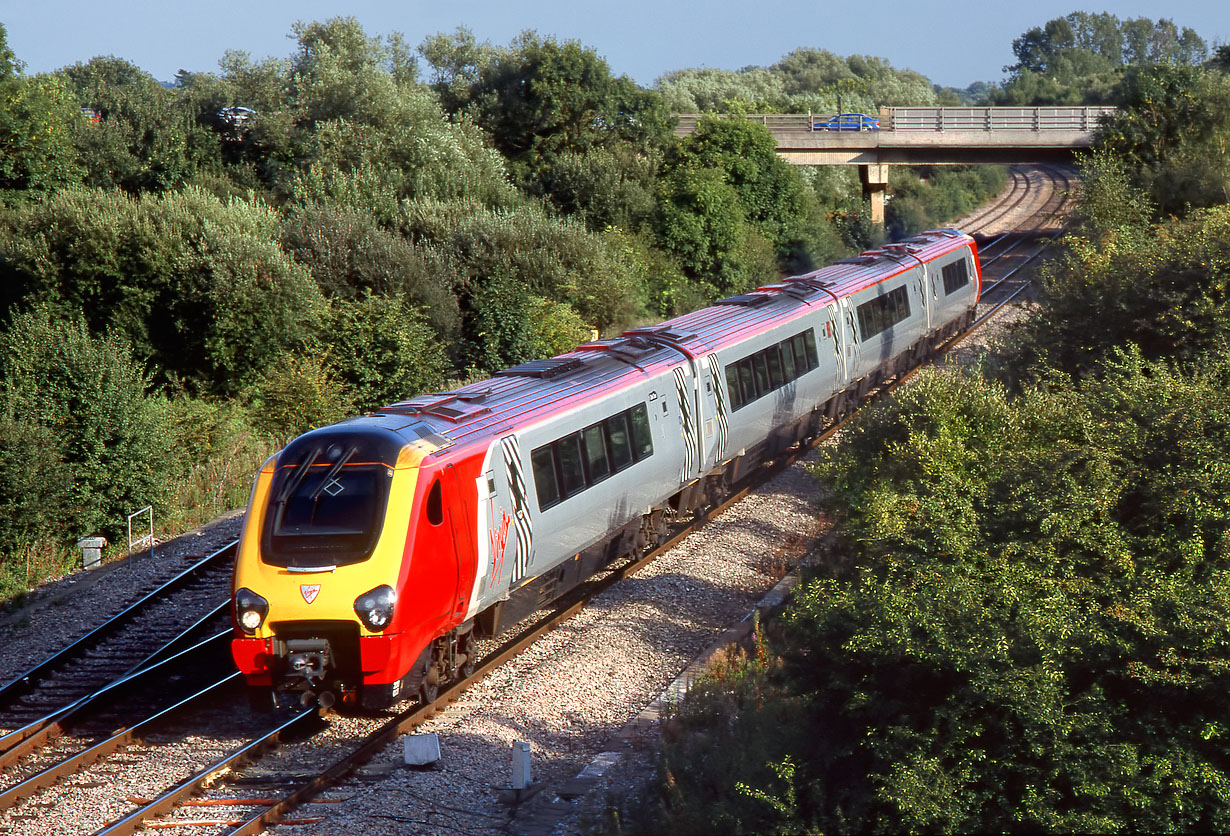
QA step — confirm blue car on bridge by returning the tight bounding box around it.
[815,112,880,131]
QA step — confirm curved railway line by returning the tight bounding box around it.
[0,163,1075,836]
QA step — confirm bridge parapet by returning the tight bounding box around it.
[888,106,1116,132]
[674,106,1117,136]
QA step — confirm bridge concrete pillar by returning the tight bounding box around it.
[860,164,889,228]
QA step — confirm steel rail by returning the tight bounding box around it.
[93,706,316,836]
[0,630,231,772]
[0,671,246,811]
[0,542,237,707]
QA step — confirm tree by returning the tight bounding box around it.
[59,56,196,192]
[0,25,83,197]
[432,31,673,184]
[0,186,327,394]
[319,294,449,411]
[0,306,170,540]
[1096,64,1230,214]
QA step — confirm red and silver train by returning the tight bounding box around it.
[231,229,982,709]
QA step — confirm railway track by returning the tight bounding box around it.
[0,165,1074,836]
[0,546,235,739]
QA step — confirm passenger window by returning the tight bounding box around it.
[725,366,742,410]
[629,404,653,460]
[803,330,819,369]
[792,334,808,372]
[780,340,797,381]
[738,358,756,404]
[531,446,559,510]
[606,413,634,471]
[557,433,586,497]
[766,348,784,389]
[425,478,444,526]
[753,352,771,395]
[583,423,611,483]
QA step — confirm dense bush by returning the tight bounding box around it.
[402,199,645,347]
[245,351,356,442]
[280,203,461,338]
[0,306,169,541]
[998,199,1230,386]
[320,294,450,411]
[0,186,327,393]
[633,359,1230,833]
[885,165,1009,240]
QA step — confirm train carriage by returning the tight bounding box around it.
[231,228,982,710]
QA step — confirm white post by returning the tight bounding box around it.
[511,741,532,789]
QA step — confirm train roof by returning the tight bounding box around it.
[374,229,974,458]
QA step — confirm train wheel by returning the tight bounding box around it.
[420,675,439,705]
[459,631,477,679]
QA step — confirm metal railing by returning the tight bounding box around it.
[127,505,154,563]
[888,106,1116,132]
[674,106,1117,135]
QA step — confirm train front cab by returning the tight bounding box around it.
[230,421,472,710]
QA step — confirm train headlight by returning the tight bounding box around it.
[354,585,397,632]
[234,588,269,635]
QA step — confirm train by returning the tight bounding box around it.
[230,228,982,710]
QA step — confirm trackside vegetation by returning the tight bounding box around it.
[611,24,1230,836]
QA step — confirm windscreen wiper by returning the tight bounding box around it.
[275,446,322,505]
[309,445,357,501]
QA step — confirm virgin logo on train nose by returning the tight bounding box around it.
[301,584,321,604]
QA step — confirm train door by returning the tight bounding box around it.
[670,362,704,484]
[441,464,474,621]
[838,297,861,384]
[496,434,534,586]
[914,265,932,331]
[820,305,847,392]
[468,435,533,610]
[701,353,730,468]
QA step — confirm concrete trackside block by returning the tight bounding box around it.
[403,732,441,766]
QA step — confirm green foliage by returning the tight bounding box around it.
[655,164,753,297]
[427,30,673,184]
[1096,64,1230,215]
[402,199,644,342]
[59,56,197,193]
[790,362,1230,831]
[456,273,589,372]
[999,203,1230,385]
[885,165,1009,240]
[245,351,355,442]
[160,395,277,531]
[280,203,460,337]
[0,306,169,541]
[0,412,69,556]
[0,186,326,393]
[319,295,449,411]
[1010,12,1207,75]
[633,358,1230,833]
[996,13,1208,106]
[285,86,515,220]
[1066,148,1152,243]
[0,72,84,197]
[526,295,593,359]
[657,47,937,113]
[532,146,659,233]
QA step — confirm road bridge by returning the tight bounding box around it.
[675,107,1116,225]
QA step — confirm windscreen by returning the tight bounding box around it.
[261,427,402,568]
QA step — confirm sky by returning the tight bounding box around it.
[3,1,1229,90]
